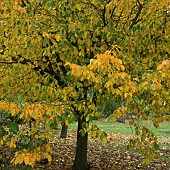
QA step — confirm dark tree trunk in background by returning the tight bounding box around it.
[117,117,125,123]
[60,124,68,138]
[73,115,89,170]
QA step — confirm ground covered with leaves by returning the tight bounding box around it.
[34,131,170,169]
[1,131,170,170]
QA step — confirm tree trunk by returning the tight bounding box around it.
[73,115,89,170]
[60,124,68,138]
[117,117,125,123]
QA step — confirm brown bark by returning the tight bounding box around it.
[73,115,89,170]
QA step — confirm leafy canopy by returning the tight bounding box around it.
[0,0,170,167]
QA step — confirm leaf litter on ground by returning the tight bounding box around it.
[0,131,170,170]
[35,131,170,170]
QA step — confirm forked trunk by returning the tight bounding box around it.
[73,115,89,170]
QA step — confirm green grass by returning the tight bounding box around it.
[68,119,170,138]
[136,120,170,138]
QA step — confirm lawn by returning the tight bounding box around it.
[68,119,170,138]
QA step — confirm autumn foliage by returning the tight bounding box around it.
[0,0,170,169]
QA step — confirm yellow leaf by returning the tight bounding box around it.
[76,4,81,11]
[120,65,125,71]
[158,100,162,105]
[3,135,8,141]
[37,146,41,151]
[142,158,150,165]
[152,100,156,105]
[24,156,30,165]
[43,153,52,162]
[20,112,24,119]
[9,139,16,148]
[29,155,36,167]
[86,116,89,122]
[46,47,51,57]
[102,137,108,143]
[10,103,16,109]
[129,92,133,98]
[46,126,51,132]
[124,93,129,98]
[141,81,149,89]
[114,58,122,65]
[11,109,16,116]
[120,72,127,79]
[65,119,69,126]
[35,152,41,161]
[157,64,163,70]
[162,59,170,65]
[112,115,117,122]
[35,134,39,139]
[55,34,61,42]
[90,59,96,65]
[11,158,15,163]
[157,59,170,70]
[14,154,23,165]
[90,131,96,138]
[46,144,52,153]
[0,140,3,145]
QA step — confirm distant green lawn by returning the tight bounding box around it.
[68,119,170,138]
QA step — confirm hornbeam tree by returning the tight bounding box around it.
[0,0,170,169]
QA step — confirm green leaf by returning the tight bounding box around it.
[0,127,7,139]
[44,38,49,43]
[80,128,86,136]
[27,40,31,46]
[36,139,44,146]
[132,26,137,32]
[87,93,91,100]
[142,158,150,165]
[50,122,58,129]
[70,36,76,42]
[35,86,39,91]
[154,143,159,150]
[1,111,9,118]
[61,113,68,119]
[7,120,19,134]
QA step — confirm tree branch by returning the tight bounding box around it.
[129,4,143,29]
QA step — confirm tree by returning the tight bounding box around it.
[0,0,170,169]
